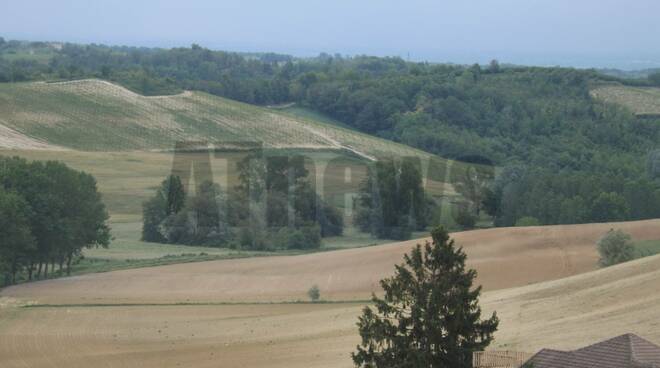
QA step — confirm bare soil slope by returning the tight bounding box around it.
[4,219,660,304]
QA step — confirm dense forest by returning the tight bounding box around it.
[3,39,660,227]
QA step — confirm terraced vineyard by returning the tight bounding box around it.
[0,79,437,161]
[591,84,660,117]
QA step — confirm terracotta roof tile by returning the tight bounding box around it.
[525,334,660,368]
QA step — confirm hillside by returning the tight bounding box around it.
[3,220,660,368]
[591,84,660,117]
[482,250,660,352]
[0,79,434,161]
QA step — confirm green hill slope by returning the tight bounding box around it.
[0,79,437,161]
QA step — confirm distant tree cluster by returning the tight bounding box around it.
[355,158,431,240]
[648,72,660,87]
[483,167,660,226]
[0,157,110,285]
[142,155,343,250]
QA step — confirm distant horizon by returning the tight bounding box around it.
[3,0,660,71]
[4,35,660,72]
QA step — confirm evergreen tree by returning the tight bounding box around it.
[352,227,498,368]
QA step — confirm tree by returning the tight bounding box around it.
[515,216,540,227]
[141,175,185,242]
[42,162,111,275]
[648,72,660,87]
[163,175,185,215]
[597,229,635,267]
[454,206,477,229]
[355,159,429,240]
[352,227,499,368]
[160,181,231,246]
[488,59,500,73]
[0,188,35,284]
[454,166,492,216]
[142,195,167,242]
[235,154,341,248]
[590,192,629,222]
[0,157,110,279]
[308,285,321,302]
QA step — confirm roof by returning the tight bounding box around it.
[525,334,660,368]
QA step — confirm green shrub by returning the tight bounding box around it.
[308,285,320,302]
[453,207,476,230]
[597,229,635,267]
[515,216,540,227]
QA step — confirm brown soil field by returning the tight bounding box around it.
[4,219,660,304]
[2,219,660,367]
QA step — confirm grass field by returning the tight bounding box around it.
[2,219,660,367]
[591,84,660,117]
[634,239,660,258]
[0,79,442,162]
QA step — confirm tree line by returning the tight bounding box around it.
[0,157,110,285]
[142,155,344,250]
[142,153,436,248]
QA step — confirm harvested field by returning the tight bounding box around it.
[481,251,660,352]
[4,219,660,304]
[0,303,362,368]
[2,220,660,368]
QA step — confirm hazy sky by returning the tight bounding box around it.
[2,0,659,69]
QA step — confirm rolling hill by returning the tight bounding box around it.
[0,79,437,161]
[4,219,660,304]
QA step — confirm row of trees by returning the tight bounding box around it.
[142,154,438,248]
[142,155,343,250]
[0,157,110,285]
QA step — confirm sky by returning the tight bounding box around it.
[2,0,659,70]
